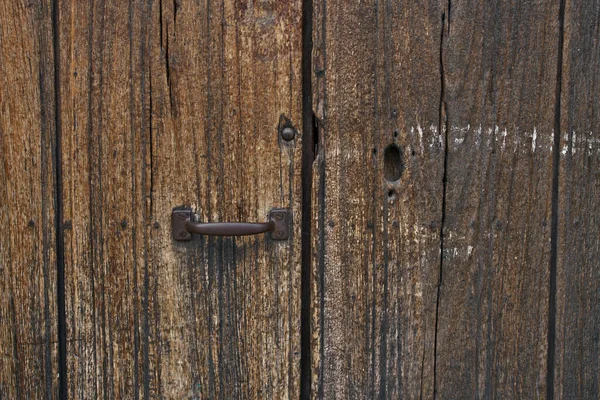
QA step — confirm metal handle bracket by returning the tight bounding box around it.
[172,208,290,241]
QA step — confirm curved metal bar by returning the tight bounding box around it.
[172,208,289,241]
[184,220,274,236]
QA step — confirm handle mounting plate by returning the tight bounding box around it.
[269,208,290,240]
[172,208,193,241]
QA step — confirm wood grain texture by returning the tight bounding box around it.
[0,0,58,398]
[436,0,560,397]
[311,1,444,398]
[555,1,600,397]
[58,0,302,398]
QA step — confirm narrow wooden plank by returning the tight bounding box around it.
[555,1,600,397]
[59,0,302,397]
[59,2,143,397]
[0,1,58,398]
[311,1,444,397]
[436,0,560,397]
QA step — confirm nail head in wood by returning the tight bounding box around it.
[281,127,296,141]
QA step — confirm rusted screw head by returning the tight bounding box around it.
[281,127,295,141]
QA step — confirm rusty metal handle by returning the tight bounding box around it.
[172,208,290,241]
[185,220,274,236]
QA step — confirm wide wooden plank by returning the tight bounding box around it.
[59,0,302,398]
[436,0,560,397]
[555,1,600,397]
[0,0,58,398]
[311,1,444,397]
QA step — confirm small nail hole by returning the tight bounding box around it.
[373,148,378,155]
[393,130,399,138]
[388,189,396,199]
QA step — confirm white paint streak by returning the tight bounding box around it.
[417,125,424,154]
[407,125,599,155]
[475,126,482,146]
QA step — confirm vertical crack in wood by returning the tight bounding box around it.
[548,0,566,396]
[159,0,175,115]
[127,0,141,395]
[433,2,449,398]
[300,0,314,397]
[51,0,67,397]
[139,2,152,397]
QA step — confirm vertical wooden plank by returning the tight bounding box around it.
[0,0,58,398]
[149,1,302,397]
[59,1,145,397]
[555,1,600,397]
[311,1,444,398]
[59,0,302,397]
[436,0,560,397]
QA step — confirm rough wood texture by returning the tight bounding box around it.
[3,0,600,397]
[0,1,58,398]
[555,1,600,397]
[436,0,560,397]
[311,1,444,398]
[58,0,302,398]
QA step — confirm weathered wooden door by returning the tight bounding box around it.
[1,0,302,398]
[2,0,599,399]
[309,0,599,398]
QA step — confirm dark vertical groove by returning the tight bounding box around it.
[547,0,566,397]
[51,0,67,398]
[127,1,141,397]
[433,5,449,398]
[10,297,23,400]
[140,2,151,398]
[300,0,314,397]
[203,0,217,395]
[316,0,327,397]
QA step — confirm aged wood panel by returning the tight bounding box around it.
[58,0,302,398]
[555,1,600,397]
[436,0,560,397]
[311,1,444,398]
[0,0,58,398]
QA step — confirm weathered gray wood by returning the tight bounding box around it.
[311,1,444,398]
[436,0,560,397]
[0,1,58,398]
[555,1,600,397]
[58,0,302,397]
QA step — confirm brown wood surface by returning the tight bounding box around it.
[436,0,560,398]
[311,1,444,398]
[0,1,58,398]
[3,0,600,398]
[57,0,302,398]
[555,1,600,398]
[309,0,579,399]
